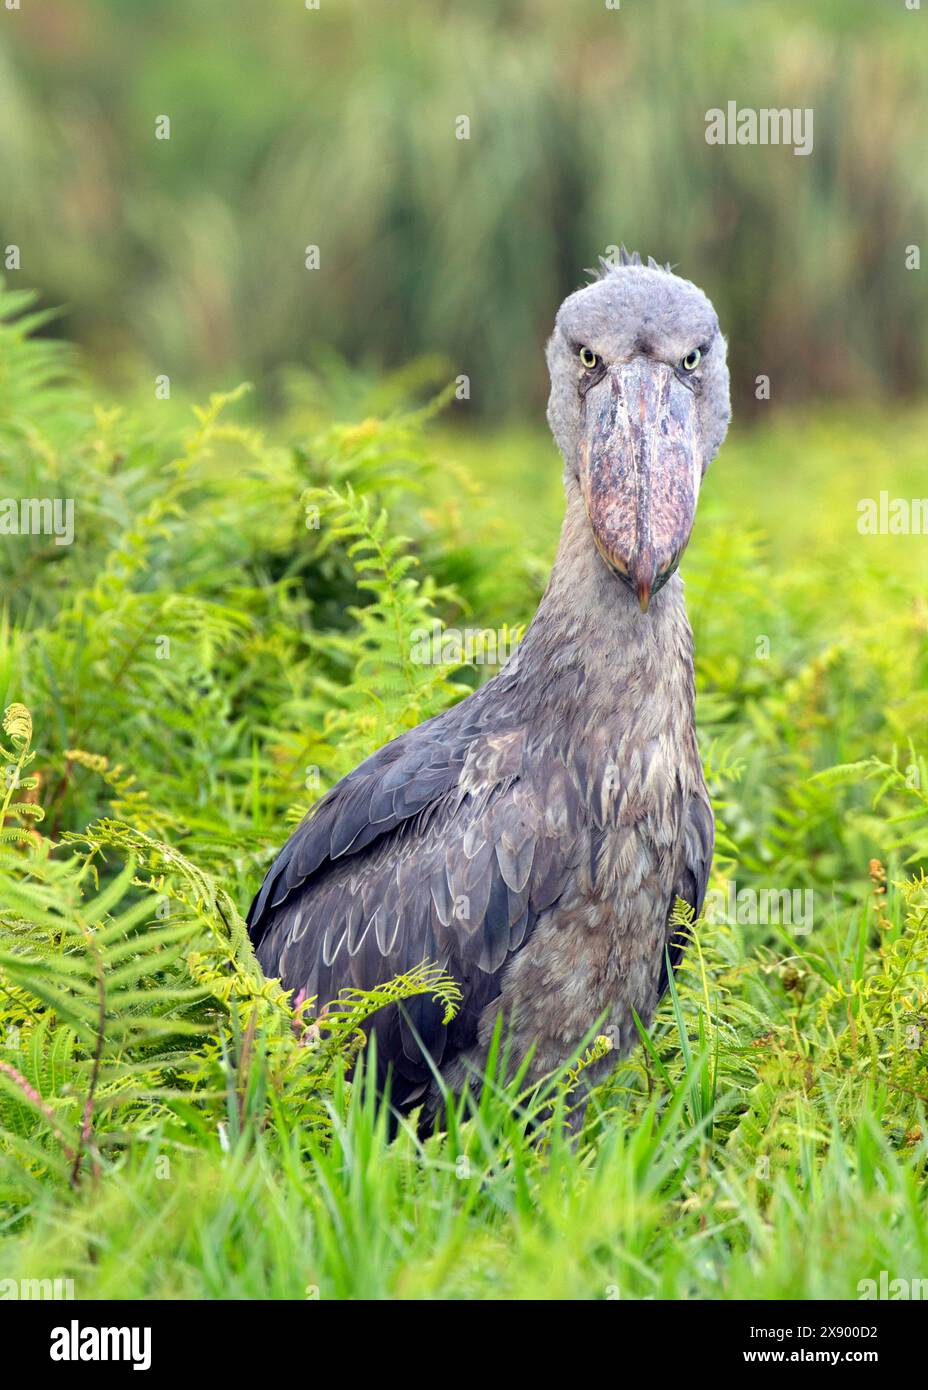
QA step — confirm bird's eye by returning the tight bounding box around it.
[681,348,702,372]
[579,346,599,370]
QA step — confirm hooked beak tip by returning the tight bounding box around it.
[630,554,657,613]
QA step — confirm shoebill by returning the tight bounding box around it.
[248,248,730,1128]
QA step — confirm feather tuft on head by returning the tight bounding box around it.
[587,245,675,281]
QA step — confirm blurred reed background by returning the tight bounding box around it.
[0,0,925,417]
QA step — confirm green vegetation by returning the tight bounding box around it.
[1,285,927,1298]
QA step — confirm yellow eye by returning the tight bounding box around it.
[579,346,599,370]
[681,348,702,371]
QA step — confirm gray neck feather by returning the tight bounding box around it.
[501,476,697,750]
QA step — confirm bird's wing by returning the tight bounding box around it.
[657,784,714,1000]
[247,713,580,1108]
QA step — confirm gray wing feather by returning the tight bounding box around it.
[247,710,578,1110]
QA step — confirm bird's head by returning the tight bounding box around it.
[546,248,730,611]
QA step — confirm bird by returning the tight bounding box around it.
[248,247,730,1130]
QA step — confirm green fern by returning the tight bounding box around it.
[283,480,471,817]
[0,703,43,844]
[0,706,460,1206]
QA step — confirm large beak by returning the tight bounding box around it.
[579,358,702,612]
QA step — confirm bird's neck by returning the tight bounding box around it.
[505,480,698,743]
